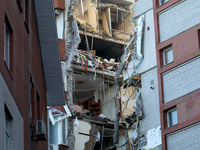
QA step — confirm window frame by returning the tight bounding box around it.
[4,23,10,69]
[159,0,169,6]
[167,107,178,128]
[4,16,13,73]
[162,46,173,66]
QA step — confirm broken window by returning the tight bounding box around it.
[162,46,173,66]
[167,107,178,128]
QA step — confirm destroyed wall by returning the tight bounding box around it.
[133,9,157,74]
[74,0,134,41]
[75,0,98,31]
[121,86,136,119]
[115,134,128,150]
[123,8,157,82]
[74,120,91,150]
[101,85,118,121]
[121,0,161,149]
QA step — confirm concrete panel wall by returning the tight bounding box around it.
[133,0,153,17]
[140,67,160,136]
[163,57,200,103]
[136,9,157,74]
[159,0,200,42]
[0,73,24,150]
[167,122,200,150]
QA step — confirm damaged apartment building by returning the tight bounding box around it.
[118,0,162,149]
[48,0,141,150]
[49,0,200,150]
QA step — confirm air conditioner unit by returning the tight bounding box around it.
[36,120,46,140]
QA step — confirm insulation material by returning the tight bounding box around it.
[102,7,112,36]
[133,88,142,118]
[65,19,81,70]
[123,14,145,81]
[145,126,161,149]
[61,62,68,91]
[128,128,138,140]
[123,61,135,81]
[134,14,144,60]
[94,89,100,103]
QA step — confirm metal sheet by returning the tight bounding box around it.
[34,0,65,106]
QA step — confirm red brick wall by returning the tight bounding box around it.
[58,39,65,61]
[0,0,47,149]
[54,0,65,10]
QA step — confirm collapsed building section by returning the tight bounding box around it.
[117,2,162,149]
[49,0,136,150]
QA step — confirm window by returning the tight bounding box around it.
[4,23,10,68]
[159,0,169,6]
[167,107,178,127]
[4,16,13,72]
[4,105,13,150]
[163,46,173,66]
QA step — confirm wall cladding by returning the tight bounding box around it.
[0,73,24,150]
[158,0,200,42]
[163,57,200,103]
[139,67,160,134]
[167,122,200,150]
[133,0,153,17]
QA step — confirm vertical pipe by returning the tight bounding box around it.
[92,124,96,149]
[100,125,104,150]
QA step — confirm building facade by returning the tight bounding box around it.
[153,0,200,149]
[0,0,65,150]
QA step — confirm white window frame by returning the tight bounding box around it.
[167,107,178,128]
[4,23,10,69]
[163,46,173,66]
